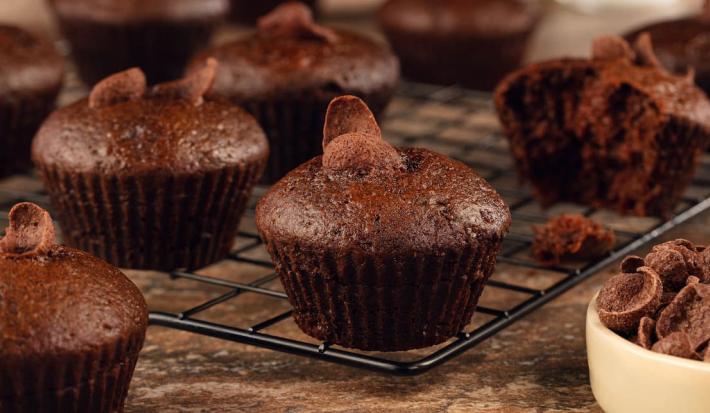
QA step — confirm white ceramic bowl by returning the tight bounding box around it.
[586,293,710,413]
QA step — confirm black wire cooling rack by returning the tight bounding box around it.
[3,82,710,376]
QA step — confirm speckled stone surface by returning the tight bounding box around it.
[109,210,707,413]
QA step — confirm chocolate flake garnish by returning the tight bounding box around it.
[645,239,704,292]
[636,316,656,349]
[0,202,55,255]
[651,332,700,360]
[656,282,710,350]
[597,266,663,334]
[621,255,645,274]
[321,95,403,174]
[88,68,146,109]
[257,2,337,43]
[592,36,636,62]
[633,32,663,68]
[150,58,218,106]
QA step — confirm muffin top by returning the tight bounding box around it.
[33,59,269,175]
[497,34,710,127]
[256,96,511,255]
[0,25,64,96]
[378,0,541,37]
[51,0,229,22]
[0,203,148,395]
[588,34,710,125]
[189,2,399,101]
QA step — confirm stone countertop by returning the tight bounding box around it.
[121,213,710,413]
[3,1,710,412]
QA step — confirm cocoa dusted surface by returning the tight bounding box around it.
[32,95,269,176]
[258,148,509,254]
[191,30,399,101]
[0,203,148,399]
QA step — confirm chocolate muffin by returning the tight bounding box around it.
[229,0,317,24]
[188,2,399,182]
[256,96,511,351]
[0,25,64,178]
[33,60,269,270]
[50,0,228,85]
[378,0,541,91]
[624,1,710,95]
[0,202,148,412]
[495,34,710,217]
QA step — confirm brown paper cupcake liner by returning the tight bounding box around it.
[0,331,144,413]
[0,90,59,178]
[36,161,264,270]
[242,94,393,183]
[263,237,503,351]
[56,16,222,85]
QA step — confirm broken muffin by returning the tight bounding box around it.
[495,34,710,217]
[531,214,616,265]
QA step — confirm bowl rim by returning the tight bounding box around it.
[587,292,710,372]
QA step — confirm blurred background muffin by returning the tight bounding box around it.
[190,2,399,182]
[229,0,317,24]
[49,0,228,85]
[624,1,710,94]
[378,0,542,91]
[0,25,63,178]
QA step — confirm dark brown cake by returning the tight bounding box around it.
[32,60,269,270]
[0,25,64,178]
[378,0,541,91]
[228,0,317,24]
[531,214,616,265]
[50,0,228,84]
[188,2,399,182]
[624,1,710,95]
[256,96,511,351]
[495,34,710,217]
[0,202,148,412]
[596,239,710,362]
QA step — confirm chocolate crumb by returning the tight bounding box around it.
[257,2,337,43]
[0,202,55,255]
[597,266,663,334]
[592,36,636,62]
[150,58,218,106]
[321,96,402,174]
[531,214,615,265]
[632,32,663,68]
[88,68,146,109]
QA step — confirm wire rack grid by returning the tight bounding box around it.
[2,82,710,376]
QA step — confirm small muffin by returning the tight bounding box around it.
[50,0,228,85]
[378,0,541,91]
[0,202,148,412]
[0,25,64,178]
[33,60,269,270]
[495,34,710,217]
[189,2,399,182]
[229,0,317,24]
[256,96,511,351]
[624,2,710,95]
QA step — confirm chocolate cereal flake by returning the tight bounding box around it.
[656,282,710,350]
[651,332,700,360]
[597,266,662,334]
